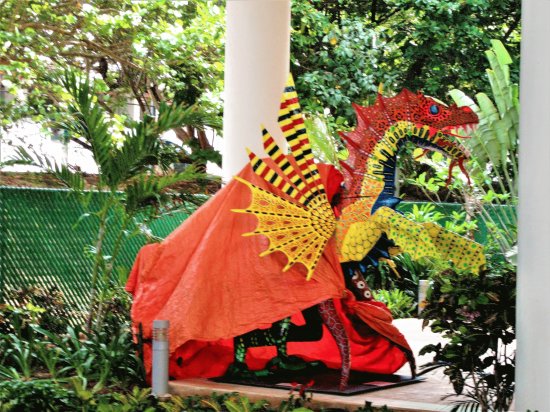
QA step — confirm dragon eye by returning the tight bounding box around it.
[429,104,440,115]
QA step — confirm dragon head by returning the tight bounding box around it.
[342,89,478,186]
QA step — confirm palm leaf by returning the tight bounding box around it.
[153,102,222,135]
[11,146,86,193]
[449,40,518,196]
[124,169,199,216]
[58,71,114,186]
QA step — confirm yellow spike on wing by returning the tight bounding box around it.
[246,148,300,200]
[277,75,325,203]
[279,77,317,173]
[233,74,337,279]
[260,126,309,197]
[258,125,323,206]
[232,176,336,280]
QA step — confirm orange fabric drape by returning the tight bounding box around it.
[127,163,410,379]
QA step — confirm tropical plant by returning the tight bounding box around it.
[290,0,520,124]
[14,70,203,330]
[0,285,73,335]
[403,203,478,237]
[448,40,518,257]
[1,320,144,389]
[420,261,516,412]
[0,379,76,411]
[373,289,416,319]
[303,114,347,166]
[0,0,224,163]
[359,251,437,305]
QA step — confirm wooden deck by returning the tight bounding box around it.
[169,319,465,411]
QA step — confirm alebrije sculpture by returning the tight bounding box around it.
[126,75,485,389]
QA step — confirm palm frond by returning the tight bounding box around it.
[58,71,114,184]
[152,102,222,135]
[124,168,199,216]
[11,146,86,193]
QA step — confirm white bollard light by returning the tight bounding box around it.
[418,279,429,315]
[152,320,170,397]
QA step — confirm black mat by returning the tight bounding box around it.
[213,367,424,396]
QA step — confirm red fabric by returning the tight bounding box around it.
[127,163,409,379]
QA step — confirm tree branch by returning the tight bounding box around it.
[377,8,401,25]
[370,0,378,24]
[502,14,521,42]
[71,137,92,150]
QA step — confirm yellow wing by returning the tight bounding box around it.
[232,74,336,280]
[339,207,485,273]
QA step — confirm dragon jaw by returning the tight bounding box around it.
[340,89,479,205]
[413,120,478,185]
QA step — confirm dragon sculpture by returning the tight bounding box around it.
[126,75,486,390]
[228,75,485,388]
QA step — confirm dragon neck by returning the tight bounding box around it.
[342,121,448,212]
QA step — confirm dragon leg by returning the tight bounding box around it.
[228,306,325,379]
[318,299,351,390]
[229,317,291,378]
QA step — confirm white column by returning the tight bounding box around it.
[222,0,290,182]
[516,0,550,409]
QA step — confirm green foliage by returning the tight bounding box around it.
[303,114,347,164]
[0,249,144,391]
[0,379,76,411]
[362,251,436,303]
[420,262,515,411]
[0,0,224,121]
[404,203,477,237]
[0,0,224,168]
[449,40,519,182]
[108,386,158,412]
[13,70,204,330]
[224,396,270,412]
[291,0,520,124]
[0,285,74,338]
[291,6,381,122]
[373,289,415,319]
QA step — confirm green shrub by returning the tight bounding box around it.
[373,289,415,319]
[0,285,74,337]
[420,262,515,411]
[0,379,76,411]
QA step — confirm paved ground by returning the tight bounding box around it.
[169,318,465,411]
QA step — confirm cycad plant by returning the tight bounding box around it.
[16,71,210,330]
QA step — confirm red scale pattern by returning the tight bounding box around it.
[318,299,351,389]
[339,89,477,208]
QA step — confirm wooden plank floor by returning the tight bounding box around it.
[169,319,464,411]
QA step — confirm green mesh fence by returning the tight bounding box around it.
[0,186,514,314]
[0,187,194,312]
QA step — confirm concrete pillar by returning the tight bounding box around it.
[516,0,550,409]
[222,0,291,183]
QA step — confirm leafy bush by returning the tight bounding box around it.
[89,284,133,337]
[0,285,74,336]
[420,262,515,411]
[373,289,415,319]
[362,251,437,307]
[0,379,76,411]
[0,280,144,387]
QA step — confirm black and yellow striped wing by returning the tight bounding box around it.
[232,74,336,280]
